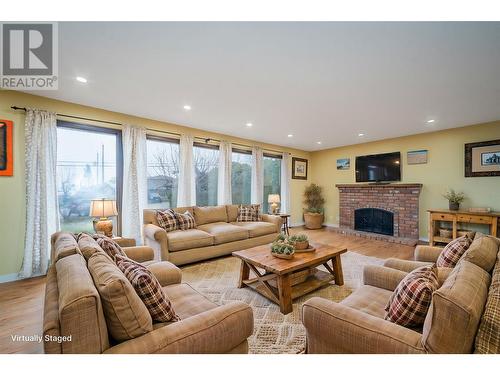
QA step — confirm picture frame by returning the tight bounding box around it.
[292,157,308,179]
[0,120,13,177]
[407,150,428,165]
[336,158,350,170]
[465,139,500,177]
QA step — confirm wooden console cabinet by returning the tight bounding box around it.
[428,209,499,246]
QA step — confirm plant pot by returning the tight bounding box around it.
[304,212,324,229]
[449,202,460,211]
[294,240,309,250]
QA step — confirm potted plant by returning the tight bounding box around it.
[443,189,465,211]
[270,239,295,259]
[303,183,325,229]
[289,233,309,250]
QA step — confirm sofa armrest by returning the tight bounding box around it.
[113,237,136,248]
[145,261,182,287]
[415,245,443,262]
[104,301,253,354]
[123,246,155,263]
[261,214,282,232]
[301,297,424,354]
[363,265,408,291]
[383,258,433,273]
[143,224,169,261]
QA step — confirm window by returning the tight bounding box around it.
[146,136,179,209]
[263,154,281,214]
[56,122,122,233]
[194,144,219,206]
[231,150,252,205]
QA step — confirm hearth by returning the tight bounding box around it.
[355,208,394,236]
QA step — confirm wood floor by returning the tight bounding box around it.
[0,227,416,354]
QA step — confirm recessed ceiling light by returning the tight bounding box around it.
[287,134,293,138]
[358,133,365,137]
[426,119,435,124]
[246,122,253,127]
[76,76,87,83]
[316,141,322,145]
[183,105,191,111]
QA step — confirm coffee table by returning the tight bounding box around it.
[232,242,347,314]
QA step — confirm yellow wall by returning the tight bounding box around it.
[0,90,311,278]
[310,121,500,239]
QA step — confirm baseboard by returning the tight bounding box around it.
[0,273,21,283]
[323,223,340,228]
[289,221,304,227]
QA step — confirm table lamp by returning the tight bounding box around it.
[90,198,118,237]
[268,194,281,214]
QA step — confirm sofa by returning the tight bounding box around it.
[143,205,283,265]
[302,232,500,354]
[43,232,254,354]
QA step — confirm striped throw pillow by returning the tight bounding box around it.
[115,255,179,322]
[436,235,473,268]
[156,209,178,232]
[385,264,439,327]
[175,211,196,230]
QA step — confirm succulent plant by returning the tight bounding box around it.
[276,233,287,242]
[271,240,295,255]
[289,233,308,243]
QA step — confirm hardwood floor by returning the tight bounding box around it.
[0,227,416,354]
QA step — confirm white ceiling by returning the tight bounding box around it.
[33,22,500,151]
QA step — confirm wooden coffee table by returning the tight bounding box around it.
[232,242,347,314]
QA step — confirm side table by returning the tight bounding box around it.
[279,214,291,236]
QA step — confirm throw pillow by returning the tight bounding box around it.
[385,264,439,327]
[436,235,473,268]
[115,255,180,322]
[175,211,196,230]
[237,205,256,222]
[156,209,178,232]
[96,236,127,260]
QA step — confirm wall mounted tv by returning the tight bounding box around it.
[355,152,401,182]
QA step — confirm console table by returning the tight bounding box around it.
[428,209,499,246]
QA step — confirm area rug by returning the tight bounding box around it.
[181,251,384,354]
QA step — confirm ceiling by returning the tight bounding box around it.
[33,22,500,151]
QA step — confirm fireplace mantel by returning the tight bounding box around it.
[336,183,423,189]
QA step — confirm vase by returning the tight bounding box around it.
[449,202,460,211]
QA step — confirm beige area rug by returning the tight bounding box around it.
[181,251,384,354]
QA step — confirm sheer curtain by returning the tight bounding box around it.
[217,141,232,205]
[251,146,264,205]
[280,152,291,214]
[177,135,196,206]
[21,109,59,278]
[122,125,147,244]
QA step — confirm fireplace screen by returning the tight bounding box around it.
[354,208,394,236]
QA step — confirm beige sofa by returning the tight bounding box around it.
[44,232,253,354]
[302,232,500,354]
[143,205,283,265]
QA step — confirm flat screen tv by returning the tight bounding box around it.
[355,152,401,182]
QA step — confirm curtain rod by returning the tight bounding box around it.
[11,105,289,155]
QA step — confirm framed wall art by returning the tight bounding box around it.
[336,158,350,170]
[0,120,13,177]
[407,150,428,165]
[292,157,308,179]
[465,139,500,177]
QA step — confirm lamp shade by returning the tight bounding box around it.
[268,194,281,204]
[90,199,118,218]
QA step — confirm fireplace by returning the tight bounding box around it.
[355,208,394,236]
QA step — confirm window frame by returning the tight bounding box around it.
[262,153,282,214]
[56,120,123,235]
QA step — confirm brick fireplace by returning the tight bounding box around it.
[336,183,423,244]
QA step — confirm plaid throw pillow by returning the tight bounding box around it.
[96,236,127,260]
[237,205,258,222]
[156,209,178,232]
[175,211,196,230]
[436,235,473,268]
[115,255,179,322]
[385,264,439,327]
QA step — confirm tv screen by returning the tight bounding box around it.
[355,152,401,182]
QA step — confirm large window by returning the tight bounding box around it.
[263,154,282,214]
[146,136,179,209]
[231,150,252,205]
[194,144,219,206]
[56,122,121,233]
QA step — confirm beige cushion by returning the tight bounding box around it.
[146,261,182,287]
[226,205,239,222]
[87,252,153,342]
[51,232,79,264]
[163,283,218,319]
[231,221,276,238]
[422,260,491,353]
[167,229,214,252]
[194,205,228,225]
[341,285,393,319]
[461,233,500,273]
[55,254,109,353]
[43,266,62,354]
[78,234,106,261]
[197,222,249,245]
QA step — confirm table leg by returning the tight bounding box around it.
[277,273,292,314]
[332,255,344,286]
[238,260,250,288]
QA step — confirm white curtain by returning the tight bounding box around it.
[177,135,196,206]
[280,152,291,214]
[217,141,232,205]
[122,125,147,244]
[21,109,59,278]
[251,146,264,205]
